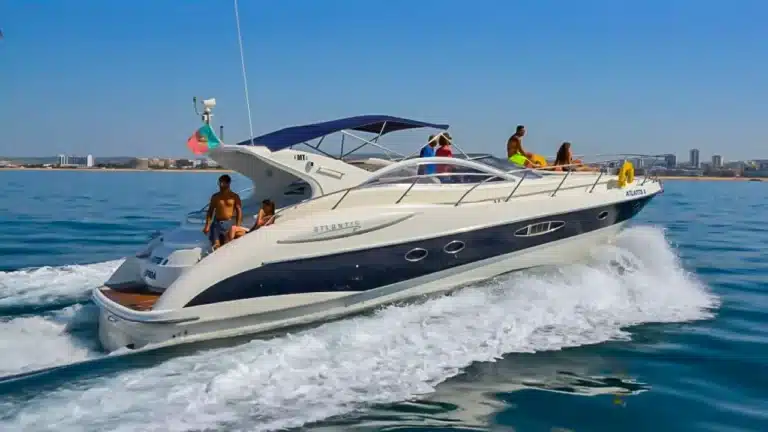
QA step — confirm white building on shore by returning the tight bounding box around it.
[57,154,95,167]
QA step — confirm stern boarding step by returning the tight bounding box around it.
[100,287,161,311]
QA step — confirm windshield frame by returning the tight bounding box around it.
[450,153,545,179]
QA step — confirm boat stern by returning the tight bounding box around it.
[91,286,195,352]
[93,225,210,351]
[97,308,137,351]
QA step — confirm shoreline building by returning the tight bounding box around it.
[689,149,700,169]
[57,154,95,168]
[664,154,677,168]
[712,155,723,169]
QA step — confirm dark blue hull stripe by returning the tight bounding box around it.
[185,195,655,307]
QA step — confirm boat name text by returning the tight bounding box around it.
[313,220,362,234]
[625,188,646,197]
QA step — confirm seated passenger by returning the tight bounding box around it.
[506,125,542,168]
[552,141,597,171]
[228,199,276,241]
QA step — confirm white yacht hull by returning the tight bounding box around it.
[95,219,629,352]
[92,128,663,352]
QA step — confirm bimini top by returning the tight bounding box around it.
[236,114,449,151]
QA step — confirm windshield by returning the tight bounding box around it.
[396,153,546,179]
[458,154,544,179]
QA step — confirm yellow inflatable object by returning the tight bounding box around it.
[617,161,635,187]
[530,154,548,167]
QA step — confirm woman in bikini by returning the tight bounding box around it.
[552,142,597,172]
[228,199,276,241]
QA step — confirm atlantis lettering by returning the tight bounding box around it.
[625,188,646,197]
[313,220,362,234]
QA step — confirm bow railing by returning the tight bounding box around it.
[185,154,666,224]
[270,153,666,217]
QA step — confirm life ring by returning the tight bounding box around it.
[617,161,635,187]
[530,154,548,167]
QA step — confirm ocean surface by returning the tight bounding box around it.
[0,170,765,432]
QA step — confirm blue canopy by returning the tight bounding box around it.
[236,115,449,151]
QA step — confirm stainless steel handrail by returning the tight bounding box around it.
[278,154,664,216]
[394,177,420,204]
[454,174,502,206]
[332,172,502,210]
[191,154,665,221]
[589,171,604,193]
[505,170,529,201]
[550,170,572,197]
[499,154,664,201]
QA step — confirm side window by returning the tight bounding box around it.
[514,221,565,237]
[368,166,425,185]
[368,161,509,185]
[395,162,503,184]
[284,181,309,195]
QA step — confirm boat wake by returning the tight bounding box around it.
[0,261,120,377]
[0,226,718,431]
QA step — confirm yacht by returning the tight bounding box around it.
[93,107,663,351]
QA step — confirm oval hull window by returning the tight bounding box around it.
[597,211,609,220]
[443,240,466,254]
[514,221,566,237]
[405,248,429,262]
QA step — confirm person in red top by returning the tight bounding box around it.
[435,133,453,157]
[435,132,454,181]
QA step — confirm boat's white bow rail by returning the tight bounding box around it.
[268,153,666,218]
[181,154,664,229]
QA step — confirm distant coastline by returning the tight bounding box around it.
[0,167,763,181]
[0,167,233,173]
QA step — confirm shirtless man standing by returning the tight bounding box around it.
[203,174,242,250]
[506,125,540,168]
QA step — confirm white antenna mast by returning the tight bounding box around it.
[234,0,255,145]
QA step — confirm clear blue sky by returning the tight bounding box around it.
[2,0,766,161]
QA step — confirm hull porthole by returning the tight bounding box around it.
[405,248,429,262]
[443,240,466,254]
[598,211,609,220]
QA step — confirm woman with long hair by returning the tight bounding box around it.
[552,141,595,171]
[228,199,276,241]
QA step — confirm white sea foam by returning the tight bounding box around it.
[0,226,718,432]
[0,260,121,310]
[0,304,102,376]
[0,261,119,375]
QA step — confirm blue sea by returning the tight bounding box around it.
[0,170,765,432]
